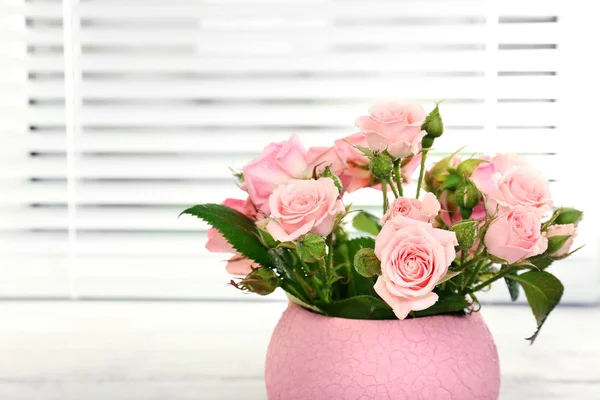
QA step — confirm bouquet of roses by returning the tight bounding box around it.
[183,102,582,342]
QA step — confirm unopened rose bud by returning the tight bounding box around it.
[455,181,480,210]
[450,220,479,250]
[369,153,394,181]
[297,233,327,263]
[460,207,472,219]
[546,224,577,257]
[354,248,381,277]
[237,267,279,295]
[421,104,444,139]
[319,166,343,194]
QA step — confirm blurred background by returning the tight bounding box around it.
[0,0,598,399]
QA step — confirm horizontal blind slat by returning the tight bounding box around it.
[23,24,560,46]
[26,52,561,72]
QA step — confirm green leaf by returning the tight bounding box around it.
[505,277,520,301]
[412,292,470,317]
[506,271,564,344]
[267,248,296,281]
[438,270,463,285]
[439,173,462,191]
[285,292,324,314]
[316,295,396,320]
[352,211,382,236]
[456,159,489,176]
[554,208,583,226]
[526,254,554,270]
[547,235,571,255]
[181,204,270,266]
[346,237,375,252]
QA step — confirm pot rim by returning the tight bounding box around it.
[287,301,476,324]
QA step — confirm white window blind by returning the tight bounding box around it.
[0,0,597,302]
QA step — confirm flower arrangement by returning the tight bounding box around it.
[183,102,583,343]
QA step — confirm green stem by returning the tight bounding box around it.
[293,250,327,300]
[459,250,467,287]
[467,265,517,294]
[281,282,310,304]
[292,271,315,301]
[458,253,487,272]
[463,260,488,292]
[325,234,334,302]
[416,150,428,198]
[387,179,399,198]
[381,181,390,213]
[393,160,404,197]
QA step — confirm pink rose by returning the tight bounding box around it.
[546,224,577,257]
[333,133,372,193]
[306,146,346,177]
[470,156,495,194]
[243,135,311,213]
[266,178,346,242]
[356,102,427,159]
[205,198,258,276]
[472,154,552,217]
[374,215,458,319]
[224,256,258,276]
[401,152,422,184]
[381,193,441,224]
[484,205,548,264]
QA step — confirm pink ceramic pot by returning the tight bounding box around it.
[265,303,500,400]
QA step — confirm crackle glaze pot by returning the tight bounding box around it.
[265,303,500,400]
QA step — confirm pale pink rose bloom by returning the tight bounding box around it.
[306,146,346,177]
[374,215,458,319]
[243,135,311,213]
[487,166,552,218]
[471,154,551,217]
[546,224,577,257]
[205,198,258,276]
[381,192,441,224]
[401,152,422,184]
[355,102,427,159]
[470,156,495,194]
[266,178,346,242]
[333,133,372,193]
[484,205,548,264]
[472,154,524,193]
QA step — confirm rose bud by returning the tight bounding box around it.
[354,248,381,278]
[236,267,279,296]
[455,180,480,210]
[297,233,327,263]
[450,219,479,250]
[546,224,577,257]
[421,104,444,139]
[369,153,394,181]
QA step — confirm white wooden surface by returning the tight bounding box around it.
[0,301,598,400]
